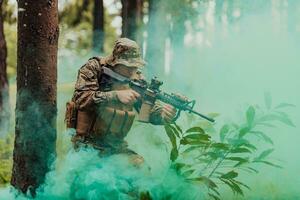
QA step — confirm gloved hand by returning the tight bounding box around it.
[161,104,177,123]
[115,89,140,105]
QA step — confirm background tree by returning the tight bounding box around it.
[69,0,90,27]
[92,0,104,53]
[121,0,144,44]
[145,0,168,77]
[0,0,10,135]
[11,0,59,195]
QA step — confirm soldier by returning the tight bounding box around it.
[67,38,177,164]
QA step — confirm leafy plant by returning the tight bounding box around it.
[164,94,295,199]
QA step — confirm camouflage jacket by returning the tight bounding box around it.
[72,57,164,125]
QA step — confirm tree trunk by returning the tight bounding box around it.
[11,0,59,195]
[145,0,168,77]
[0,0,10,135]
[92,0,104,53]
[121,0,143,43]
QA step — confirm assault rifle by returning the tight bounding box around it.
[101,67,215,123]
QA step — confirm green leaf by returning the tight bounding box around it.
[182,169,195,177]
[219,124,230,142]
[185,126,205,134]
[241,143,257,151]
[232,179,251,190]
[180,138,209,145]
[264,92,272,110]
[220,170,238,179]
[174,123,183,134]
[182,146,200,154]
[231,147,252,153]
[205,152,221,160]
[188,176,218,188]
[220,179,234,192]
[172,163,186,171]
[184,133,211,141]
[257,122,276,128]
[275,111,289,118]
[275,103,296,109]
[211,142,230,150]
[228,138,252,147]
[246,167,259,173]
[170,147,179,162]
[229,180,244,195]
[259,113,295,127]
[164,125,177,150]
[226,157,248,163]
[259,114,279,122]
[210,186,221,196]
[169,125,180,138]
[239,127,251,138]
[255,160,283,168]
[246,106,255,126]
[233,159,249,167]
[208,193,220,200]
[220,179,244,195]
[255,149,274,161]
[276,114,296,127]
[250,131,274,145]
[165,125,179,162]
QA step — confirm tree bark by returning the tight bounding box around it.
[145,0,168,77]
[11,0,59,195]
[92,0,104,53]
[121,0,143,43]
[0,0,10,135]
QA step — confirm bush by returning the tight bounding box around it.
[164,94,295,199]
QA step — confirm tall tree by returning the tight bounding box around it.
[121,0,144,43]
[93,0,104,53]
[0,0,9,135]
[11,0,59,195]
[59,0,91,27]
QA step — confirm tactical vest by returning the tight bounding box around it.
[68,57,136,141]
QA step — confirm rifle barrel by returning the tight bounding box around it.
[187,108,215,123]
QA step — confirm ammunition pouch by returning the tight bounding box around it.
[65,101,78,129]
[94,107,136,138]
[74,106,135,140]
[76,110,96,136]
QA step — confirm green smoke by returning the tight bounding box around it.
[1,0,300,199]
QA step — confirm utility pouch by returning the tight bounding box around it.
[94,107,136,138]
[65,101,78,129]
[76,110,96,136]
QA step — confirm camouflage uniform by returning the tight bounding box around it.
[71,38,164,159]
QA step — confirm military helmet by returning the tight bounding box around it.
[106,38,146,68]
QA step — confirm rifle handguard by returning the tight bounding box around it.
[137,101,154,123]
